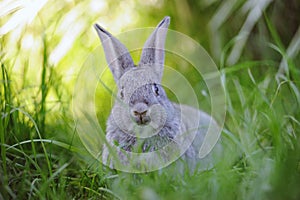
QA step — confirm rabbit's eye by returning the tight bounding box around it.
[119,87,124,99]
[152,83,159,96]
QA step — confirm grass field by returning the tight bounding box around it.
[1,0,300,199]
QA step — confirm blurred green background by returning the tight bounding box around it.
[1,0,300,199]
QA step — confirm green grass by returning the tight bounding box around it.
[1,47,299,199]
[1,1,300,199]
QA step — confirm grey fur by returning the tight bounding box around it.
[94,16,221,172]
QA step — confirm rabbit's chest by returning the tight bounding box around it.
[107,129,176,153]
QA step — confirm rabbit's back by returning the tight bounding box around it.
[173,103,221,171]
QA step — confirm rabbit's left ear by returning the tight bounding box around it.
[139,16,170,81]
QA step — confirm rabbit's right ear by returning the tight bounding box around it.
[94,24,134,85]
[139,16,170,81]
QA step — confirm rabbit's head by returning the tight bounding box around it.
[94,17,179,138]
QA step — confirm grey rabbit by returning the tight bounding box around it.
[94,16,221,173]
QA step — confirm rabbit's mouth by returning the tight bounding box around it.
[132,115,151,126]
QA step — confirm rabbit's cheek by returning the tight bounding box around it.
[111,104,132,132]
[149,104,167,128]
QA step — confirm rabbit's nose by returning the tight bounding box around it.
[133,110,147,117]
[131,103,150,125]
[131,103,148,115]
